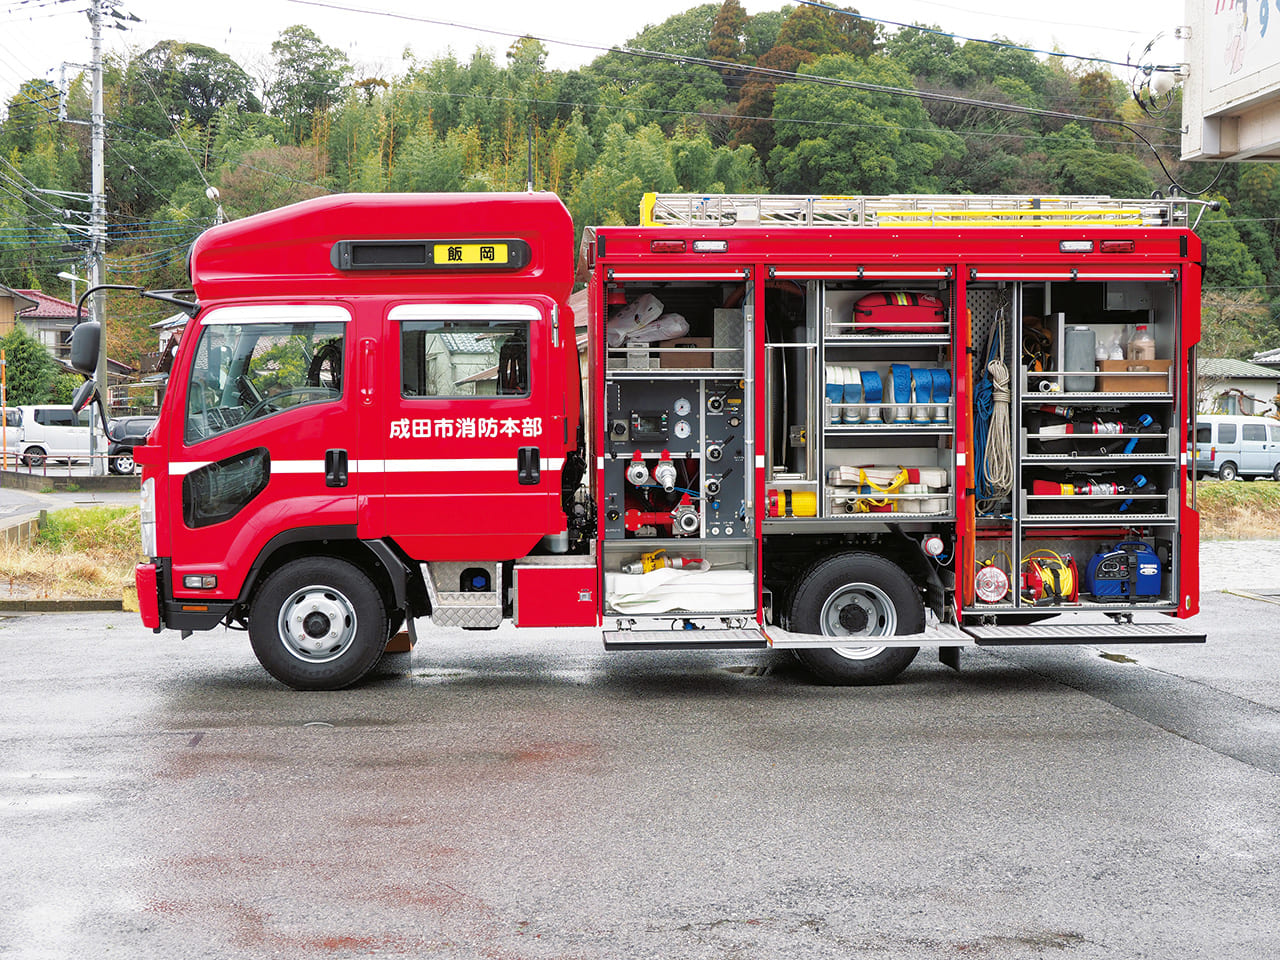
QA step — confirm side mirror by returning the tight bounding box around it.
[68,320,101,376]
[72,379,98,413]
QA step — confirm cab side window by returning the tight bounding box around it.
[400,319,530,398]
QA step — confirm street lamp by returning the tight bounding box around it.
[57,271,86,307]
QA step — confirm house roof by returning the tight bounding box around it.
[15,289,77,320]
[1199,357,1280,380]
[0,284,37,313]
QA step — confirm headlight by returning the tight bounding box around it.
[140,476,157,557]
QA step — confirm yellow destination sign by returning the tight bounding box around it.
[432,242,510,266]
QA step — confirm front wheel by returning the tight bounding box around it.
[248,557,388,690]
[788,552,923,685]
[21,446,46,468]
[109,452,135,475]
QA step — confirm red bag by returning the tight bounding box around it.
[851,292,946,333]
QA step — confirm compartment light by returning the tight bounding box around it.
[1059,240,1095,253]
[692,240,728,253]
[974,565,1010,603]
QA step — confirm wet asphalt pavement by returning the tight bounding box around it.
[2,585,1279,959]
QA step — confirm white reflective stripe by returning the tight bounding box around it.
[382,457,566,473]
[170,456,566,476]
[170,461,212,476]
[388,303,541,322]
[200,304,352,325]
[755,455,765,468]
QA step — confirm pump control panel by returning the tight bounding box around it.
[603,379,748,540]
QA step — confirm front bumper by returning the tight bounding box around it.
[135,559,234,633]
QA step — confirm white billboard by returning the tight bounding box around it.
[1182,0,1280,160]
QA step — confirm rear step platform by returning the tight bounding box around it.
[603,628,768,650]
[964,620,1205,645]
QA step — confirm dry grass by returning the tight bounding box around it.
[1196,480,1280,540]
[0,506,142,600]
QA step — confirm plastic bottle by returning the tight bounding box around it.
[1127,324,1155,362]
[1107,332,1124,360]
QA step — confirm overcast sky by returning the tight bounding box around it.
[0,0,1184,106]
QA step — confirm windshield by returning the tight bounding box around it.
[185,320,345,444]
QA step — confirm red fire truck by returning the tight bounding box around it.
[70,190,1210,689]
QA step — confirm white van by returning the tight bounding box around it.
[5,404,104,468]
[1192,414,1280,481]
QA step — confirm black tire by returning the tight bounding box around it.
[108,452,135,475]
[248,557,388,690]
[787,552,923,685]
[1273,464,1280,483]
[22,446,46,468]
[1218,461,1238,482]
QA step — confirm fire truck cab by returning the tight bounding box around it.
[103,191,1208,690]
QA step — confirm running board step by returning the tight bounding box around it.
[765,622,972,649]
[603,628,768,650]
[964,621,1205,645]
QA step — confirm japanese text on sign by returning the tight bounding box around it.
[389,416,543,440]
[432,243,509,266]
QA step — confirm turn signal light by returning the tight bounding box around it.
[183,574,218,589]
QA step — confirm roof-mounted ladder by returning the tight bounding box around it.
[640,192,1217,230]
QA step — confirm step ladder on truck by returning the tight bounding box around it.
[68,189,1208,689]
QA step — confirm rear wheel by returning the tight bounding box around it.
[248,557,388,690]
[1218,461,1238,482]
[788,553,923,685]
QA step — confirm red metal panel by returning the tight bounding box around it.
[514,565,599,628]
[134,562,160,629]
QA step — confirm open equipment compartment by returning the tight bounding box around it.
[969,276,1184,612]
[762,274,956,526]
[599,272,757,619]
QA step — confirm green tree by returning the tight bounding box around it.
[768,54,961,194]
[0,80,63,156]
[267,25,351,142]
[1,325,57,405]
[776,4,877,59]
[126,41,260,131]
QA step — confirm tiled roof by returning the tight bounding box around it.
[15,289,77,319]
[1199,357,1280,380]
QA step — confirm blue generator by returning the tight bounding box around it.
[1085,542,1162,601]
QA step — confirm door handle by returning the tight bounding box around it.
[325,449,349,488]
[360,339,376,406]
[517,446,540,485]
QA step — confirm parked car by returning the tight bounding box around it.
[1192,414,1280,481]
[7,404,104,468]
[106,416,156,475]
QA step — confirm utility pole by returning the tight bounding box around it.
[88,0,108,473]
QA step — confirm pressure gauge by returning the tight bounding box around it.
[674,419,692,439]
[674,397,691,416]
